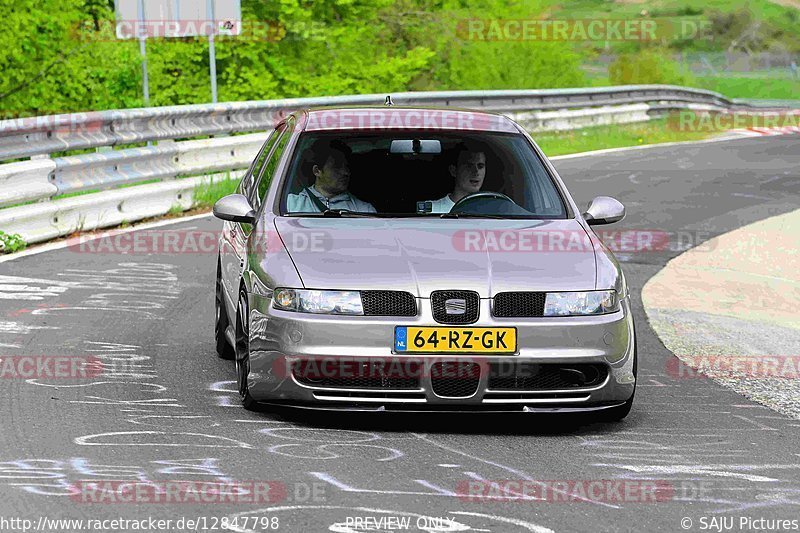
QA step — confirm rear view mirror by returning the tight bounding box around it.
[583,196,625,226]
[390,139,441,154]
[213,194,256,224]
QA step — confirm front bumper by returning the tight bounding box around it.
[246,294,636,412]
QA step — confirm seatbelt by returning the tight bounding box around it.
[304,187,330,212]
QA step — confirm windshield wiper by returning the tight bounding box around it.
[320,209,377,217]
[439,212,508,219]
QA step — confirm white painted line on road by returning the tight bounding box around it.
[549,131,761,161]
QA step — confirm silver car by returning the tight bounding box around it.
[213,107,636,419]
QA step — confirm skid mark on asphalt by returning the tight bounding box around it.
[0,457,235,497]
[575,390,800,513]
[0,275,73,300]
[28,263,182,318]
[191,373,800,518]
[410,433,621,509]
[0,321,59,334]
[74,431,253,449]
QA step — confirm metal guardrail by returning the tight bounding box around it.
[0,171,244,246]
[49,133,266,195]
[0,85,744,161]
[0,133,267,209]
[0,85,795,249]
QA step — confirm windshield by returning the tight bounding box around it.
[279,131,568,219]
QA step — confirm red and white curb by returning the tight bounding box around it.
[733,126,800,136]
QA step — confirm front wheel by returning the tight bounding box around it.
[215,260,235,360]
[235,288,259,411]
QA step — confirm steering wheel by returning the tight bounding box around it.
[450,191,517,212]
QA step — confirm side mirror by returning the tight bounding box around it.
[583,196,625,226]
[213,194,256,224]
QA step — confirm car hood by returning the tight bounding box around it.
[274,217,599,297]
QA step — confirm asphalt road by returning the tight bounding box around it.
[1,136,799,533]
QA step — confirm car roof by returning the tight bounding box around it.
[295,106,521,134]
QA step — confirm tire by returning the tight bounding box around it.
[235,288,259,411]
[215,260,235,360]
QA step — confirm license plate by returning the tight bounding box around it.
[394,327,517,354]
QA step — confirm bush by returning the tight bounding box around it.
[0,231,27,254]
[609,49,695,86]
[435,41,586,90]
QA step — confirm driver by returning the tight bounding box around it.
[287,139,376,213]
[427,141,486,213]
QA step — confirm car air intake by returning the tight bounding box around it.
[360,291,417,316]
[430,361,481,398]
[293,359,422,389]
[431,290,480,324]
[492,292,546,317]
[487,363,608,390]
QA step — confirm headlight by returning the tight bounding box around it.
[544,290,618,316]
[272,288,364,315]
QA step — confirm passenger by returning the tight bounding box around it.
[427,141,487,213]
[287,139,376,213]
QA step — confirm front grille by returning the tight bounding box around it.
[431,290,479,324]
[430,361,481,397]
[361,291,417,317]
[493,292,546,317]
[488,363,608,390]
[293,359,422,389]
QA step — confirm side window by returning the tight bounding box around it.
[253,120,293,210]
[242,126,282,199]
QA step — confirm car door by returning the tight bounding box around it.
[236,119,295,295]
[250,116,294,215]
[219,124,285,308]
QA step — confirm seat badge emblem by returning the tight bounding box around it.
[445,298,467,315]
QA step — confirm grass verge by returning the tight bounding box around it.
[696,76,800,101]
[534,117,713,157]
[192,175,240,210]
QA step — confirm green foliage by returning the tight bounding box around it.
[193,176,240,209]
[0,231,27,253]
[697,75,800,100]
[549,0,800,54]
[0,0,142,117]
[0,0,587,116]
[437,41,585,90]
[0,0,795,118]
[391,0,586,90]
[609,49,695,86]
[705,4,800,53]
